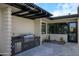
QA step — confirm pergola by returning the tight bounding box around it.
[6,3,52,19]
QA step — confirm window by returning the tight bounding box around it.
[69,22,77,33]
[57,23,68,34]
[48,23,68,34]
[48,23,56,34]
[41,22,46,34]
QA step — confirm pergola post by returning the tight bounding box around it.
[0,7,12,56]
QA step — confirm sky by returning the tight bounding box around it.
[36,3,79,17]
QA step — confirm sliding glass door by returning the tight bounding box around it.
[68,22,77,43]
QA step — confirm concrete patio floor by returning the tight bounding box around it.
[16,42,79,56]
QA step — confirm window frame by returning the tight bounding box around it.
[41,22,46,34]
[48,23,68,34]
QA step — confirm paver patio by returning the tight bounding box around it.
[16,42,79,56]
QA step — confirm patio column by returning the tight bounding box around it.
[46,22,48,38]
[0,7,12,56]
[78,18,79,44]
[40,18,42,45]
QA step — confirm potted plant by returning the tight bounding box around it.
[60,37,65,44]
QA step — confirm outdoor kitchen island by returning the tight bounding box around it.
[11,34,40,55]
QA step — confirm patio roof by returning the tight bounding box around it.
[48,14,79,20]
[6,3,52,19]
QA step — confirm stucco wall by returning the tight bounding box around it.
[12,16,35,36]
[34,18,41,36]
[40,18,48,41]
[50,34,67,42]
[34,18,48,44]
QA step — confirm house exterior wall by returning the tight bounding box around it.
[41,18,48,41]
[34,18,48,44]
[34,18,42,45]
[12,16,35,36]
[34,18,41,36]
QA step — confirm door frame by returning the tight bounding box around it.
[68,22,78,43]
